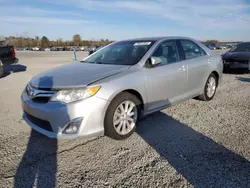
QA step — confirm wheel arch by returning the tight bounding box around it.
[122,89,144,111]
[107,88,145,112]
[199,70,220,95]
[103,89,145,140]
[211,70,220,86]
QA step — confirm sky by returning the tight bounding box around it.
[0,0,250,41]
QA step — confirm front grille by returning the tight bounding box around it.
[226,59,249,64]
[241,60,249,65]
[32,97,51,103]
[25,111,53,132]
[26,84,54,104]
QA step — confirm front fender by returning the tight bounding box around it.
[95,69,147,105]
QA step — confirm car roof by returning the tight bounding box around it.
[119,36,196,42]
[238,42,250,45]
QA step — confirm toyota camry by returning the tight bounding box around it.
[21,37,223,140]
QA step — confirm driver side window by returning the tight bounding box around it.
[152,41,179,65]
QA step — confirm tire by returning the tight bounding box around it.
[104,92,141,140]
[198,73,218,101]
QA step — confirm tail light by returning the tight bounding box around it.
[11,47,16,57]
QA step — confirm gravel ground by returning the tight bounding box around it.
[0,51,250,188]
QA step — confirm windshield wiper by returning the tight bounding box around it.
[80,60,104,64]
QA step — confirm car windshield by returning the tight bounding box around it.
[81,40,156,65]
[230,43,250,52]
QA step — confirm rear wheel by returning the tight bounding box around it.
[104,92,141,140]
[198,73,218,101]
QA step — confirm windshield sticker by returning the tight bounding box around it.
[134,42,151,46]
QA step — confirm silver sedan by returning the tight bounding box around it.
[21,37,223,140]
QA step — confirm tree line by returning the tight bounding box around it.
[200,40,241,45]
[2,34,241,48]
[2,34,114,48]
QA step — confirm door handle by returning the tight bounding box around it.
[179,65,186,71]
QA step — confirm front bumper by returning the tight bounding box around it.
[21,90,109,139]
[223,59,250,69]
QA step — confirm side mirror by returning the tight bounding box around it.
[145,56,162,68]
[151,56,162,66]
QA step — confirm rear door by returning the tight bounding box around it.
[177,39,210,97]
[145,40,187,112]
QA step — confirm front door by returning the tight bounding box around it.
[144,40,187,112]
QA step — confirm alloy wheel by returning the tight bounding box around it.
[113,100,138,135]
[206,77,216,98]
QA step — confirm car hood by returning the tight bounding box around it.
[222,51,250,59]
[30,63,130,90]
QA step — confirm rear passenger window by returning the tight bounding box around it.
[180,40,207,60]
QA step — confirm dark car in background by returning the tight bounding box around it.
[56,47,66,51]
[88,46,105,56]
[0,45,18,77]
[206,44,217,50]
[222,42,250,72]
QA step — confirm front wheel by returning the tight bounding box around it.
[198,73,218,101]
[104,92,141,140]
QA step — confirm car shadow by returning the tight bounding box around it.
[1,64,27,78]
[14,76,61,188]
[14,130,57,188]
[236,77,250,83]
[136,112,250,187]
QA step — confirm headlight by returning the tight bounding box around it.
[50,86,101,103]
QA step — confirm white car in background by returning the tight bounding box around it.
[80,46,85,51]
[32,47,40,51]
[220,45,227,50]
